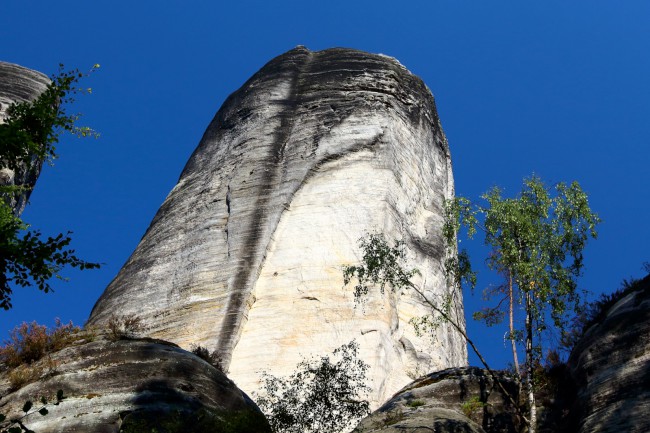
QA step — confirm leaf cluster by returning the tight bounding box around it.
[447,176,600,342]
[0,65,100,310]
[0,65,99,176]
[343,233,418,302]
[255,341,370,433]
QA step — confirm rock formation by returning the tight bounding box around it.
[567,274,650,433]
[0,61,50,216]
[353,367,521,433]
[88,46,467,407]
[0,332,269,432]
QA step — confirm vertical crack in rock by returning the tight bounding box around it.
[217,50,315,364]
[225,184,232,257]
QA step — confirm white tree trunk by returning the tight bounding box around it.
[525,293,537,433]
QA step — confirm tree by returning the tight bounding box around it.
[342,233,523,421]
[255,341,370,433]
[0,65,100,311]
[444,175,600,433]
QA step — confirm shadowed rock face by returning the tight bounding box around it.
[88,46,467,407]
[0,333,270,433]
[0,62,50,216]
[353,367,521,433]
[568,274,650,433]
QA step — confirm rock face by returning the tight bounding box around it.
[567,274,650,433]
[88,46,467,407]
[0,333,269,432]
[353,367,521,433]
[0,61,50,216]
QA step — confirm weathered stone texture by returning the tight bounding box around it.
[0,61,50,216]
[88,46,467,408]
[0,333,269,432]
[354,367,521,433]
[568,274,650,433]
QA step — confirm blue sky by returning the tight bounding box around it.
[1,1,648,370]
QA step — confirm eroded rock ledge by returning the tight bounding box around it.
[354,367,521,433]
[0,332,269,433]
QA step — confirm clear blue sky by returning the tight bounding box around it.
[2,1,648,370]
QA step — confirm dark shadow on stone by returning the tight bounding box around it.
[120,378,270,433]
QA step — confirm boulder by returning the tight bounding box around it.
[0,332,269,432]
[354,367,521,433]
[88,46,467,407]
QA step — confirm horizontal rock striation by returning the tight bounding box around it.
[353,367,521,433]
[0,61,50,216]
[0,333,269,432]
[568,274,650,433]
[88,46,467,407]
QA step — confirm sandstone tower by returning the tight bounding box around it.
[88,47,467,407]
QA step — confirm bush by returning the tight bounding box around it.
[255,340,370,433]
[190,345,224,372]
[561,272,650,353]
[0,319,81,369]
[106,314,146,341]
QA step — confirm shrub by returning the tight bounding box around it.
[255,340,370,433]
[406,399,425,408]
[106,314,146,341]
[7,364,44,390]
[460,396,486,417]
[190,345,224,372]
[0,319,81,369]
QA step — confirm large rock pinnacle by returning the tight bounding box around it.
[88,46,468,407]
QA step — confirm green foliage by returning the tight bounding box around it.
[460,396,487,418]
[0,65,100,310]
[0,65,99,177]
[343,233,418,302]
[445,175,600,432]
[406,399,425,409]
[445,175,600,362]
[255,340,370,433]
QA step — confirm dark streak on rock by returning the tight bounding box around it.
[216,48,315,364]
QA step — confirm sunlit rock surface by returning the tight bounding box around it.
[0,61,50,216]
[568,274,650,433]
[88,46,467,408]
[0,333,269,433]
[353,367,521,433]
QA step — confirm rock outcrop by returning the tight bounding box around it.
[567,274,650,433]
[88,46,467,407]
[353,367,521,433]
[0,332,269,432]
[0,61,50,216]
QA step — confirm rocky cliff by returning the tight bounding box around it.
[88,46,467,407]
[0,61,50,216]
[0,332,269,432]
[567,274,650,433]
